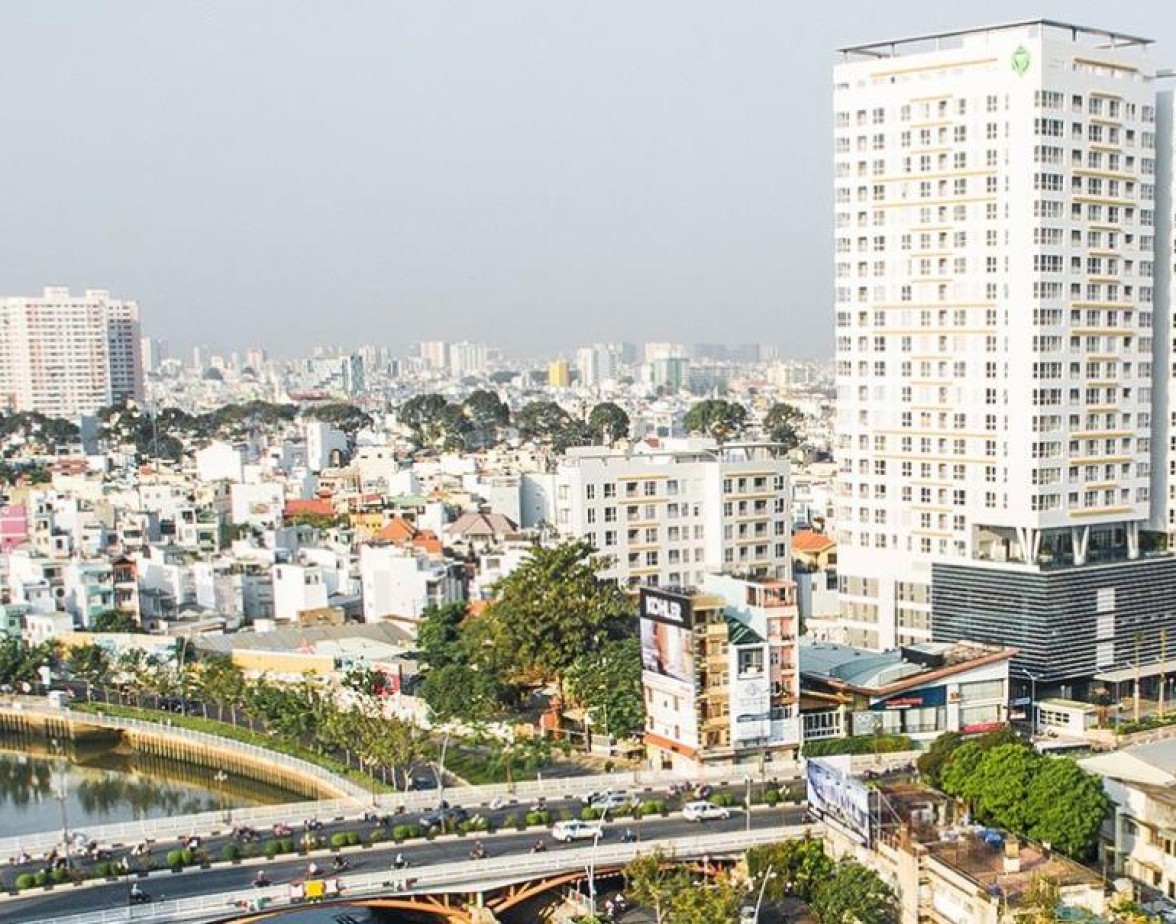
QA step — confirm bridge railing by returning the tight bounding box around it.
[22,823,820,924]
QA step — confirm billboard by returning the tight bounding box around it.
[639,588,696,686]
[805,757,873,845]
[640,618,695,685]
[730,671,771,744]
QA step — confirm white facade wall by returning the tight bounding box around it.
[195,442,245,484]
[272,563,328,622]
[359,544,454,624]
[305,422,348,473]
[229,482,285,526]
[834,22,1165,649]
[554,445,791,589]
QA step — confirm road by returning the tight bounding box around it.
[0,805,808,922]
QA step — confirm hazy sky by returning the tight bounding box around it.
[1,2,1171,359]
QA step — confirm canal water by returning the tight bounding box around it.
[0,732,305,838]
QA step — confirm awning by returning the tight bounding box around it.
[1095,657,1176,684]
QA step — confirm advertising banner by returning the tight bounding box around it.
[730,671,771,743]
[805,757,873,845]
[869,684,946,711]
[639,588,696,686]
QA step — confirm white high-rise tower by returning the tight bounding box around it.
[833,22,1176,688]
[0,287,143,418]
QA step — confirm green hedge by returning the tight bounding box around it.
[801,734,913,757]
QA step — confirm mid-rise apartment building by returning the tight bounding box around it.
[640,577,801,772]
[833,20,1176,689]
[0,287,143,418]
[553,442,791,589]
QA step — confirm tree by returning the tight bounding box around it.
[303,402,373,436]
[746,836,834,903]
[463,390,510,448]
[398,394,453,449]
[682,399,748,443]
[973,743,1040,832]
[939,740,986,807]
[194,654,247,723]
[416,603,509,721]
[763,402,803,452]
[65,643,111,700]
[916,731,962,789]
[91,610,143,633]
[515,400,594,452]
[0,638,58,689]
[1026,757,1111,860]
[811,859,898,924]
[587,402,631,445]
[480,540,633,693]
[565,637,645,739]
[623,850,682,924]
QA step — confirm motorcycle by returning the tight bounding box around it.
[128,888,151,906]
[252,872,271,888]
[332,856,350,872]
[469,842,487,860]
[531,839,547,853]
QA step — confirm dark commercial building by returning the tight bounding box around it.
[931,556,1176,698]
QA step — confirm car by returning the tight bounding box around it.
[589,791,635,813]
[682,800,730,822]
[551,819,604,843]
[739,906,757,924]
[418,804,468,830]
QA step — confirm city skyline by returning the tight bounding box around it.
[3,2,1171,357]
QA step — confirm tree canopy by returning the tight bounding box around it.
[936,730,1109,859]
[763,402,803,452]
[811,859,898,924]
[623,849,743,924]
[683,399,748,443]
[479,540,634,692]
[515,401,593,452]
[746,836,834,903]
[462,390,511,448]
[564,637,645,739]
[587,402,631,445]
[415,602,509,721]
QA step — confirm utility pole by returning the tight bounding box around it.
[1160,629,1168,721]
[1134,632,1142,725]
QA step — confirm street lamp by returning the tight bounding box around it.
[752,864,776,923]
[50,739,71,870]
[1020,668,1043,739]
[586,805,610,916]
[213,769,229,824]
[434,731,450,808]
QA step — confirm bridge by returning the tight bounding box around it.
[3,824,819,924]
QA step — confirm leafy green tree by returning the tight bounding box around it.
[65,643,112,699]
[416,603,508,721]
[587,402,631,445]
[481,540,633,694]
[303,402,373,436]
[0,638,58,688]
[193,654,247,723]
[811,859,898,924]
[746,836,834,903]
[763,402,803,451]
[916,731,962,789]
[682,399,748,443]
[90,610,143,633]
[565,637,645,739]
[939,740,985,806]
[463,390,510,448]
[399,393,448,445]
[1026,757,1111,860]
[515,401,579,449]
[623,850,682,924]
[974,743,1040,832]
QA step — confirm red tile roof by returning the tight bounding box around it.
[792,530,836,554]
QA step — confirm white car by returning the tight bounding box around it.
[551,819,604,843]
[682,800,730,822]
[589,791,635,813]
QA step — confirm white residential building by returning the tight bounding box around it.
[833,21,1176,687]
[359,544,466,627]
[552,442,791,589]
[195,441,245,484]
[272,563,329,622]
[0,287,143,418]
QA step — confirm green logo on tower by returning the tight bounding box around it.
[1011,45,1031,76]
